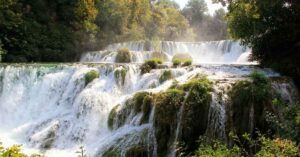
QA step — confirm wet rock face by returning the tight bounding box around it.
[154,89,185,157]
[226,72,279,139]
[180,79,213,152]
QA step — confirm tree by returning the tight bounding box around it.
[183,0,208,25]
[222,0,300,83]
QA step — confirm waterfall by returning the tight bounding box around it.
[80,40,253,64]
[0,41,297,157]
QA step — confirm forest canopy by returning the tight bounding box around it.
[0,0,228,62]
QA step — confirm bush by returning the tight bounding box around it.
[85,70,99,86]
[140,58,163,74]
[172,53,192,67]
[226,71,277,140]
[172,59,181,67]
[159,70,173,83]
[182,59,192,66]
[195,134,300,157]
[115,48,131,63]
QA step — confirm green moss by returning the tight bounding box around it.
[154,89,185,156]
[140,58,163,74]
[114,68,128,85]
[115,48,131,63]
[108,104,120,130]
[172,53,192,67]
[84,70,99,86]
[132,92,150,113]
[125,145,148,157]
[140,95,153,124]
[102,148,118,157]
[159,70,173,83]
[227,71,277,139]
[179,78,213,151]
[182,59,192,66]
[172,59,181,67]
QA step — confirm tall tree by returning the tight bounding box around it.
[223,0,300,82]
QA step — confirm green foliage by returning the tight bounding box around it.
[172,53,192,67]
[182,59,192,66]
[108,105,120,130]
[172,59,181,67]
[225,0,300,82]
[227,71,277,139]
[196,134,300,157]
[183,0,228,41]
[195,141,242,157]
[151,52,168,61]
[0,142,41,157]
[154,89,185,156]
[159,70,173,83]
[140,58,163,74]
[84,70,99,86]
[179,78,213,151]
[115,48,131,63]
[114,68,128,85]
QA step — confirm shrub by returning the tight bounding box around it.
[182,59,192,66]
[172,59,181,67]
[159,70,173,83]
[85,70,99,86]
[172,53,192,67]
[115,48,131,63]
[140,58,163,74]
[227,71,277,139]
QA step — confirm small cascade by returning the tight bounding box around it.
[80,40,253,64]
[0,41,298,157]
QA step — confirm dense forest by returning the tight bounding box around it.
[0,0,227,62]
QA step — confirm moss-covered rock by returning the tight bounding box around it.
[108,92,153,129]
[226,71,278,139]
[114,68,128,86]
[159,70,173,83]
[115,48,131,63]
[179,78,213,151]
[108,104,120,130]
[172,53,192,67]
[102,148,118,157]
[154,89,185,157]
[140,95,153,124]
[125,145,148,157]
[140,58,163,74]
[84,70,99,86]
[182,59,192,66]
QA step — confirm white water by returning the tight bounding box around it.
[80,40,254,64]
[0,41,296,157]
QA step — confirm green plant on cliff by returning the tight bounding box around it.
[0,142,41,157]
[179,78,213,152]
[154,89,185,156]
[115,48,131,63]
[114,68,128,85]
[227,71,277,138]
[195,133,299,157]
[159,70,173,83]
[85,70,99,86]
[140,58,163,74]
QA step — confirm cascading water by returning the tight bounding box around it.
[80,40,253,64]
[0,41,297,157]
